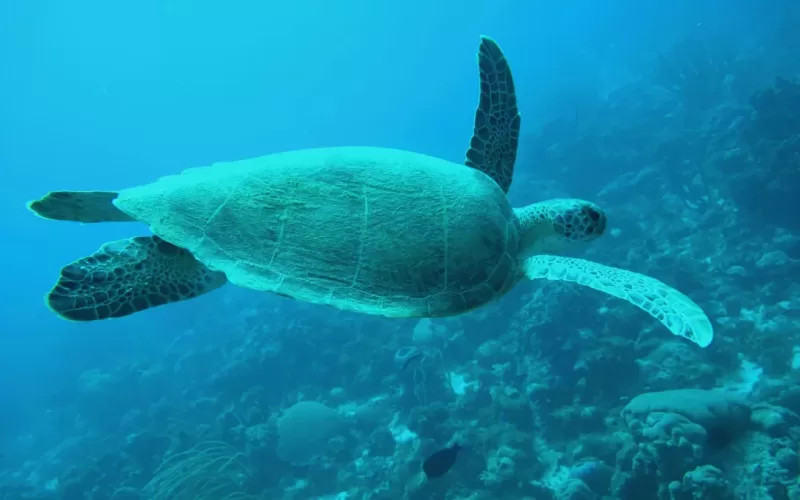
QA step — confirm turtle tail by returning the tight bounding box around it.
[27,191,136,223]
[47,236,227,321]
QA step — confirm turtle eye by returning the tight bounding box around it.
[585,207,601,222]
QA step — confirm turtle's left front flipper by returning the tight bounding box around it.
[464,36,521,193]
[521,255,713,348]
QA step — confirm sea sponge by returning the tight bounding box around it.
[622,389,751,448]
[276,401,345,465]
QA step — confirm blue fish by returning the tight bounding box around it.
[423,443,463,479]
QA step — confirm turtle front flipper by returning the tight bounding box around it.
[464,36,521,193]
[27,191,136,223]
[47,236,227,321]
[521,255,714,348]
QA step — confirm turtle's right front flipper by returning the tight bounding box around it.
[521,255,713,348]
[27,191,136,223]
[47,236,227,321]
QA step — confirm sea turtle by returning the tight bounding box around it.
[27,36,713,348]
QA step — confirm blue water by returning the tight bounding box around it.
[1,1,799,498]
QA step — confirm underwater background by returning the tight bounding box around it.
[1,0,800,498]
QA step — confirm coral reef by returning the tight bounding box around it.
[3,33,800,500]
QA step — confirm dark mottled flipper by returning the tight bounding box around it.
[47,236,227,321]
[464,36,521,193]
[27,191,135,223]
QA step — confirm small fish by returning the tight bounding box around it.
[422,443,462,479]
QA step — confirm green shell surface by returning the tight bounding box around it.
[114,146,522,317]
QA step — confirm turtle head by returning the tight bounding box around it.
[514,198,607,258]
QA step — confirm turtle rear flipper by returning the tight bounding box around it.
[47,236,227,321]
[522,255,714,348]
[27,191,136,223]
